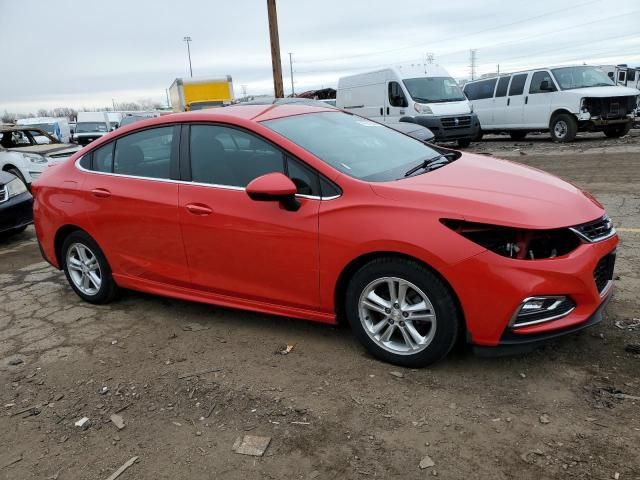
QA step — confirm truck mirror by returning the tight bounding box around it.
[540,80,553,91]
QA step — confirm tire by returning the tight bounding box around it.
[603,123,631,138]
[345,257,461,367]
[457,138,472,148]
[509,131,527,140]
[61,231,119,304]
[550,114,577,142]
[474,130,484,142]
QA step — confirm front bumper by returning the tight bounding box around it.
[409,113,480,141]
[0,191,33,233]
[441,233,619,347]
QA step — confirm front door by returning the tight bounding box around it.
[386,81,409,123]
[524,71,555,129]
[82,125,191,287]
[178,123,320,310]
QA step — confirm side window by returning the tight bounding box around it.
[93,143,114,172]
[495,76,510,97]
[286,157,320,196]
[190,125,285,188]
[628,70,636,81]
[388,82,408,107]
[464,79,496,100]
[618,71,626,82]
[529,71,556,94]
[113,126,173,179]
[508,73,527,96]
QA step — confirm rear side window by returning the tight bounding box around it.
[113,127,174,179]
[189,125,285,187]
[388,81,408,107]
[529,71,556,94]
[464,78,497,100]
[495,76,510,97]
[93,143,114,172]
[508,74,527,96]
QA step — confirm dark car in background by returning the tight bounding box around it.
[0,171,33,237]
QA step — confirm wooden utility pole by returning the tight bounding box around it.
[267,0,284,98]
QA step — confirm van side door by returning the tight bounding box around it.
[524,71,556,129]
[503,73,528,127]
[385,81,409,123]
[491,76,511,128]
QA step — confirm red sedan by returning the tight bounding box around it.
[32,105,618,366]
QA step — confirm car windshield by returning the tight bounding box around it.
[551,66,615,90]
[76,122,109,133]
[262,111,441,182]
[402,76,466,103]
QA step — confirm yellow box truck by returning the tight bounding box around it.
[169,76,234,112]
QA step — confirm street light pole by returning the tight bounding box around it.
[288,52,294,97]
[183,36,193,78]
[266,0,284,98]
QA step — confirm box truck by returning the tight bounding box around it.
[169,76,234,112]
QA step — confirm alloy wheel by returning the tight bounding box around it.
[66,243,102,296]
[358,276,437,355]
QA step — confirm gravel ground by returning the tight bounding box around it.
[1,131,639,480]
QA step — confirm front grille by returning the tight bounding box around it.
[593,252,615,293]
[441,116,471,129]
[0,186,7,203]
[512,297,576,327]
[583,96,636,118]
[570,215,615,242]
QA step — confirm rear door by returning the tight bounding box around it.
[491,76,511,127]
[82,125,191,287]
[178,123,321,310]
[524,71,556,128]
[504,73,528,127]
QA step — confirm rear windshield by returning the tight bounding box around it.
[76,122,110,133]
[263,111,440,182]
[403,76,466,103]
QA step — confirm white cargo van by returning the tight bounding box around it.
[74,112,123,146]
[336,65,479,147]
[463,65,639,142]
[16,117,71,143]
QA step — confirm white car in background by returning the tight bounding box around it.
[0,125,80,187]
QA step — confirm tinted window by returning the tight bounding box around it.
[618,71,626,82]
[190,125,284,187]
[79,154,91,170]
[508,74,527,96]
[495,76,510,97]
[628,70,636,81]
[388,81,408,107]
[529,71,556,94]
[113,127,173,179]
[464,78,497,100]
[93,143,114,172]
[287,157,319,196]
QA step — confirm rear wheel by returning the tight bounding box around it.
[550,114,577,142]
[61,231,119,304]
[603,123,631,138]
[509,131,527,140]
[345,257,461,367]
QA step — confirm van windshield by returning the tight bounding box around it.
[551,66,615,90]
[76,122,109,133]
[402,77,466,103]
[26,123,55,134]
[263,111,441,182]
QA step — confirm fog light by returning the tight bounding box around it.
[511,296,575,328]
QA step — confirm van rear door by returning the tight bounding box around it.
[504,73,528,127]
[492,76,511,127]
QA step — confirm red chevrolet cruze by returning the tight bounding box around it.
[32,105,618,366]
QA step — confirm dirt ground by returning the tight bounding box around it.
[1,129,639,480]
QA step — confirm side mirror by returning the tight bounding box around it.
[246,172,300,211]
[540,80,553,91]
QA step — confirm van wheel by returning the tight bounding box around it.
[345,257,461,367]
[509,131,527,140]
[474,130,483,141]
[61,231,120,304]
[550,114,577,142]
[457,139,471,148]
[603,123,631,138]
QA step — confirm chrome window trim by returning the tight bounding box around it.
[74,156,341,200]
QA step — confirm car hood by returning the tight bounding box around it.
[565,85,640,97]
[8,144,80,157]
[371,153,604,229]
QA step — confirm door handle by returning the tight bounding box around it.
[380,107,383,116]
[507,98,510,106]
[186,203,213,216]
[525,96,528,105]
[91,188,111,198]
[387,106,390,115]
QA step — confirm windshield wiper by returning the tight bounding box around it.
[404,155,449,177]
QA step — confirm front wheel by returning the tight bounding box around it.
[457,138,472,148]
[550,114,577,142]
[603,123,631,138]
[345,257,461,367]
[61,231,119,304]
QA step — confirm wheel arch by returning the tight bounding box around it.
[54,224,91,268]
[333,251,466,331]
[549,108,575,124]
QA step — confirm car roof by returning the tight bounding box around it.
[156,104,336,124]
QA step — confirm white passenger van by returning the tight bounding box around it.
[337,65,479,147]
[16,117,71,143]
[463,65,639,142]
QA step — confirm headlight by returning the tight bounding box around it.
[24,153,47,164]
[441,220,581,260]
[413,103,433,114]
[6,178,28,198]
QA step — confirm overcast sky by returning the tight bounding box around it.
[1,0,639,113]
